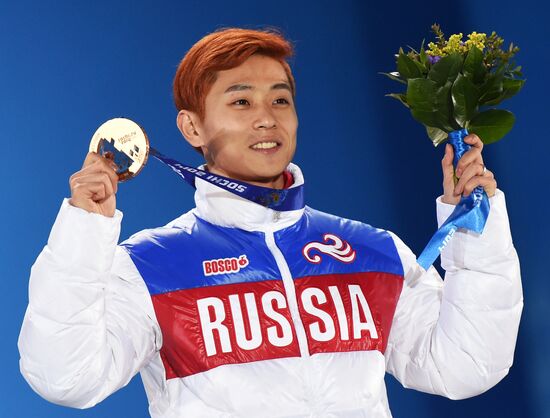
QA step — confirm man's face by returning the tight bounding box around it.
[183,54,298,187]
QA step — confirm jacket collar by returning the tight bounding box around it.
[192,163,305,232]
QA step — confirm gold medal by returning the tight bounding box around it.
[89,118,150,181]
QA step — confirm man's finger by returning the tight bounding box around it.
[73,172,115,196]
[462,175,497,198]
[456,147,483,177]
[454,162,485,195]
[93,160,119,194]
[71,172,114,199]
[82,152,119,173]
[441,144,455,191]
[464,133,484,150]
[72,181,108,202]
[78,156,119,192]
[82,152,102,168]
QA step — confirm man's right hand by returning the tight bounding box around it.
[69,152,119,217]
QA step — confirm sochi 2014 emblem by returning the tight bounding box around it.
[302,234,356,264]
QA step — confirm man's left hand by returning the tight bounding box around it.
[441,134,497,205]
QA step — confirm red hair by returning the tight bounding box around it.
[173,28,296,120]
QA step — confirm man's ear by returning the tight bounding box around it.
[176,110,203,148]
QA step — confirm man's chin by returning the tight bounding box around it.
[238,169,287,188]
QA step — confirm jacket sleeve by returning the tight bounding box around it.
[18,199,162,408]
[384,189,523,400]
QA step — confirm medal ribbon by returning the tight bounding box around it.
[148,148,305,212]
[416,129,490,270]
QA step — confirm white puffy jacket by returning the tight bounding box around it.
[18,164,523,417]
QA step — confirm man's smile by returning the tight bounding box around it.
[250,139,282,153]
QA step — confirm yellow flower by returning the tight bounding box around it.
[426,41,445,56]
[443,33,467,54]
[426,30,487,58]
[465,31,487,50]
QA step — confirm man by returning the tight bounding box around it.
[19,28,522,417]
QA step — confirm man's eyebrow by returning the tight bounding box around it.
[271,82,292,92]
[224,82,291,94]
[224,84,252,93]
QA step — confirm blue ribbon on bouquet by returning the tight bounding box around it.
[416,128,490,270]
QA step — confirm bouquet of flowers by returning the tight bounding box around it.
[382,24,525,145]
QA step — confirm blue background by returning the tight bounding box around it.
[1,0,548,417]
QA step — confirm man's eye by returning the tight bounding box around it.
[274,98,289,105]
[233,99,249,106]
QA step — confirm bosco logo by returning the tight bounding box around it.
[203,255,249,276]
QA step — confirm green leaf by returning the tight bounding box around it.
[510,66,523,78]
[467,109,515,144]
[379,71,407,85]
[406,79,456,131]
[428,53,463,86]
[479,66,505,104]
[426,126,448,146]
[511,69,524,78]
[483,78,525,106]
[415,60,427,74]
[463,46,487,84]
[501,78,525,99]
[435,81,458,131]
[397,52,423,80]
[406,78,436,125]
[451,74,480,127]
[386,93,409,108]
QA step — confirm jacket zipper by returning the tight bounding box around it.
[265,231,310,357]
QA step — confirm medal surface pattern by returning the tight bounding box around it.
[89,118,150,181]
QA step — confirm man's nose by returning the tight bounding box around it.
[253,104,276,129]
